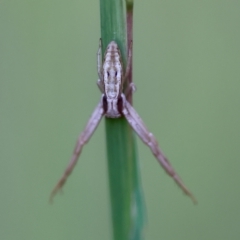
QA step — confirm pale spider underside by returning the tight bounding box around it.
[50,40,196,204]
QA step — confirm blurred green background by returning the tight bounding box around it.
[1,1,240,239]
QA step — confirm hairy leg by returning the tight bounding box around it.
[97,39,103,84]
[97,79,104,93]
[122,94,196,203]
[50,99,104,202]
[124,40,132,82]
[124,82,136,98]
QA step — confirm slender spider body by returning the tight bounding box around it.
[50,40,196,204]
[101,41,123,117]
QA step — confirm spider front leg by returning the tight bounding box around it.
[124,82,136,99]
[97,38,103,81]
[97,79,104,93]
[121,94,197,203]
[97,39,105,93]
[123,41,135,100]
[124,40,132,81]
[50,99,104,202]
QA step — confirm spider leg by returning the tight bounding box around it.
[123,41,135,102]
[121,94,197,203]
[97,39,103,82]
[124,40,132,81]
[124,82,136,98]
[50,99,104,202]
[97,39,105,93]
[97,79,104,93]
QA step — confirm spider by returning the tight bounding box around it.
[50,40,196,204]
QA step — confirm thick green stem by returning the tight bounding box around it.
[99,0,145,239]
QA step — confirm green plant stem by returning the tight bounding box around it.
[99,0,145,239]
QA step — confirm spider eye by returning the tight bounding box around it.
[115,71,118,77]
[107,71,110,77]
